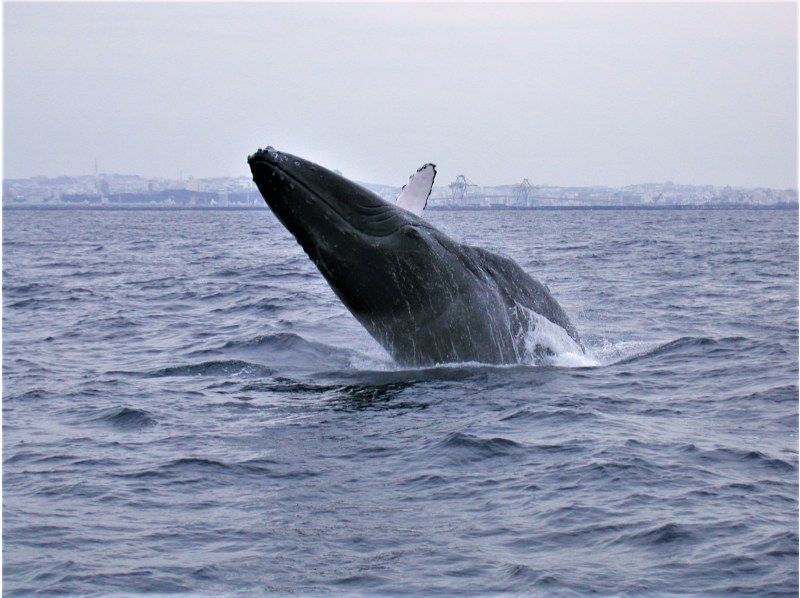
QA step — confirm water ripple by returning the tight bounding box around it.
[3,208,797,595]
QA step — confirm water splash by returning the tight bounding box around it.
[511,305,597,368]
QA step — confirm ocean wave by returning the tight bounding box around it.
[4,388,50,402]
[114,456,317,481]
[435,432,525,461]
[210,297,282,314]
[610,335,756,365]
[499,408,597,424]
[189,332,365,372]
[90,407,157,429]
[625,522,695,545]
[616,336,715,362]
[683,445,797,473]
[2,281,52,296]
[736,384,798,404]
[217,331,331,353]
[144,360,273,378]
[5,297,63,309]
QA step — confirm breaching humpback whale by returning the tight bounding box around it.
[248,146,583,366]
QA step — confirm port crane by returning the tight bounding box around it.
[448,175,478,201]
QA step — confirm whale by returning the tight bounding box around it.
[248,146,583,366]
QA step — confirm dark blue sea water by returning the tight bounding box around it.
[3,207,798,595]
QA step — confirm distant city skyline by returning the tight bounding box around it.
[5,169,797,211]
[4,167,799,192]
[3,3,797,188]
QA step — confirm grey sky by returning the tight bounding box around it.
[3,2,797,188]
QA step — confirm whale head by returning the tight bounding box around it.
[247,147,459,321]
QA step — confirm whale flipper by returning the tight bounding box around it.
[396,163,436,216]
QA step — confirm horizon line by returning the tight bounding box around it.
[4,172,798,192]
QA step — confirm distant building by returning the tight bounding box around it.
[96,178,110,197]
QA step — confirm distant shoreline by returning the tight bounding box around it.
[3,204,797,212]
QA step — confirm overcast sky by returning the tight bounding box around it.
[3,2,797,188]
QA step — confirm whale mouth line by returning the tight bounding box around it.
[252,155,405,240]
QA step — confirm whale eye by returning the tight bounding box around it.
[404,227,421,240]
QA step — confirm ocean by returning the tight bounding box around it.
[3,206,798,595]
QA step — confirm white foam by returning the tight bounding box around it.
[343,334,396,371]
[346,349,395,371]
[337,305,655,372]
[517,308,599,368]
[585,338,660,366]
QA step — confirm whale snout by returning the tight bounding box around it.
[249,147,286,181]
[249,147,306,203]
[248,146,282,166]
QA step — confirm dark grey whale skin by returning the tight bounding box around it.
[248,147,581,366]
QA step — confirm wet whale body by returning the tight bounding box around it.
[248,147,583,367]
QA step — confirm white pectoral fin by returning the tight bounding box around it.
[396,163,436,217]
